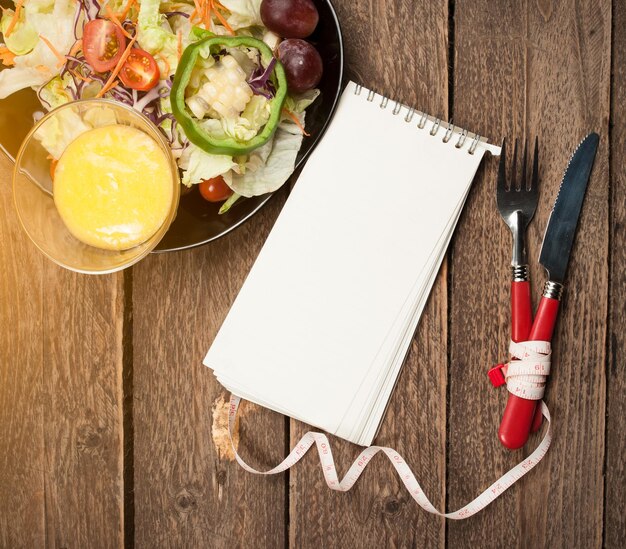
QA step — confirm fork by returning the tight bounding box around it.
[497,137,539,344]
[491,138,540,445]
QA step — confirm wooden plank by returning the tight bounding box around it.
[605,1,626,545]
[448,0,610,546]
[132,194,288,548]
[41,268,126,548]
[289,1,449,547]
[0,156,126,547]
[0,154,45,548]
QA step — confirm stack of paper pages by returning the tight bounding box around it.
[204,82,499,446]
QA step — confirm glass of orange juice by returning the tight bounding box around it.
[13,99,180,274]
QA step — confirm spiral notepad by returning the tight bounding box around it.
[204,81,500,446]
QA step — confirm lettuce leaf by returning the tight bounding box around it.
[38,74,73,110]
[137,0,184,76]
[222,95,270,141]
[284,89,321,114]
[227,118,304,197]
[1,9,38,55]
[194,95,271,143]
[33,108,90,159]
[179,143,237,186]
[0,0,76,99]
[24,0,56,13]
[219,0,263,30]
[218,191,242,214]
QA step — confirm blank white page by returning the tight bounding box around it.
[204,81,498,444]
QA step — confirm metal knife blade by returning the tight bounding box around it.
[539,133,600,283]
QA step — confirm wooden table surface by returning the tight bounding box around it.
[1,0,624,547]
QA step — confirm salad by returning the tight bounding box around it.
[0,0,324,213]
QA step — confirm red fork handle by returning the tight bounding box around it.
[499,295,560,449]
[511,280,533,343]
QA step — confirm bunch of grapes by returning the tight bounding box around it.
[261,0,324,93]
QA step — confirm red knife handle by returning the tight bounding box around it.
[528,293,561,341]
[527,294,561,433]
[499,283,562,449]
[511,280,532,343]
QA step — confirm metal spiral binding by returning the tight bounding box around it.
[354,84,484,154]
[468,134,480,155]
[430,118,441,136]
[456,128,468,149]
[442,120,454,143]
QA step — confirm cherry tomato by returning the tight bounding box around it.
[83,19,127,73]
[198,176,233,202]
[119,48,160,91]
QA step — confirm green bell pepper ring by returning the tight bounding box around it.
[171,35,288,156]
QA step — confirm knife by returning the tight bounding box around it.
[498,132,600,450]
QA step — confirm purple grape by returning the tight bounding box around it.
[261,0,319,39]
[278,39,323,93]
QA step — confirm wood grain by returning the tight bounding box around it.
[132,193,288,548]
[449,0,610,547]
[1,1,625,546]
[605,1,626,546]
[41,269,126,548]
[0,150,45,548]
[0,149,125,548]
[289,1,449,547]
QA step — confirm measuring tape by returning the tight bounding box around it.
[226,340,552,519]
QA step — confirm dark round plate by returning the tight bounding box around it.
[155,0,344,252]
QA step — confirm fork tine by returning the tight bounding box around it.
[521,138,528,191]
[531,136,539,193]
[511,138,518,191]
[497,138,507,194]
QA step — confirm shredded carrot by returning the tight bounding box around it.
[100,79,120,95]
[0,46,16,66]
[177,30,183,60]
[68,39,83,58]
[157,53,170,78]
[69,68,93,83]
[49,158,58,181]
[104,5,133,39]
[96,36,137,98]
[35,64,51,73]
[204,0,212,31]
[283,108,310,136]
[191,0,233,34]
[39,35,67,68]
[192,0,202,25]
[117,0,137,20]
[4,0,24,39]
[213,7,234,35]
